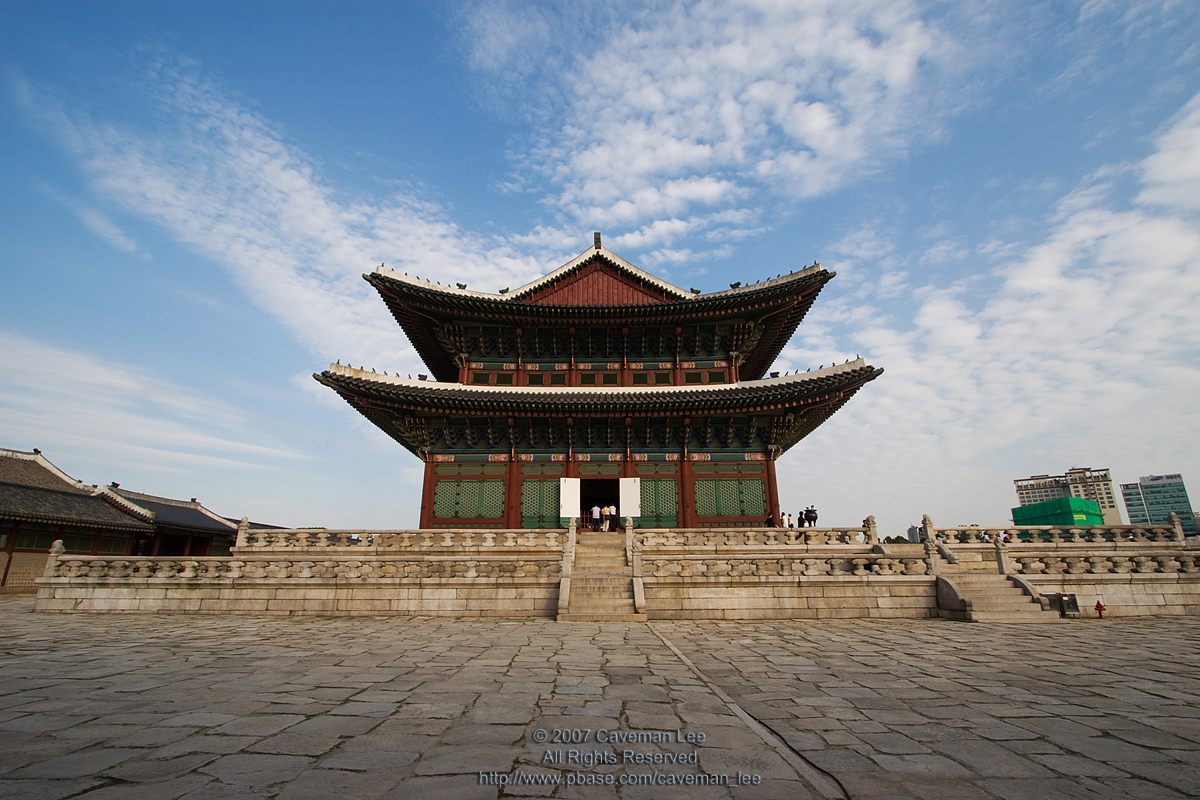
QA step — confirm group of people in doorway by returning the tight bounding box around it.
[588,504,619,531]
[785,506,819,528]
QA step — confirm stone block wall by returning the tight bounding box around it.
[34,578,561,617]
[643,576,937,620]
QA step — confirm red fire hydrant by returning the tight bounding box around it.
[1095,601,1106,618]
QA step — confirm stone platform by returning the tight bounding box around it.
[3,597,1200,799]
[31,516,1200,621]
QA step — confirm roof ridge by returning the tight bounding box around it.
[112,487,236,528]
[95,486,156,522]
[504,246,692,301]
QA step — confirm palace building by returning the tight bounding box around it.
[317,234,882,530]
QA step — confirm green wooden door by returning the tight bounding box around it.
[433,479,506,519]
[521,479,561,528]
[636,478,678,527]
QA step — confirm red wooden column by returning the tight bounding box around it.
[505,449,521,530]
[678,418,694,528]
[765,451,781,526]
[679,459,695,528]
[419,458,437,529]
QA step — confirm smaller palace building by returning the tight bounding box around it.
[317,235,883,530]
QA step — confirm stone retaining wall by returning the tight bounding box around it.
[31,517,1200,619]
[643,576,937,619]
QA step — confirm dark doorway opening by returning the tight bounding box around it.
[579,478,620,531]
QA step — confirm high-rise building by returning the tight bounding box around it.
[1121,474,1197,537]
[1014,467,1122,525]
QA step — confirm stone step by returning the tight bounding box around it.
[970,600,1047,611]
[967,611,1063,623]
[568,600,636,610]
[557,612,648,622]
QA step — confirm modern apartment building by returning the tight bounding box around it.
[1013,467,1122,525]
[1121,474,1197,537]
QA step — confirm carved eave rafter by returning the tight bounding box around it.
[313,359,882,457]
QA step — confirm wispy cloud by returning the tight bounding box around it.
[776,91,1200,526]
[474,0,964,258]
[14,59,558,374]
[0,331,299,474]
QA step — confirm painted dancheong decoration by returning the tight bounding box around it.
[315,234,884,531]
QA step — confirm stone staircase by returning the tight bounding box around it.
[937,547,1059,622]
[558,530,647,622]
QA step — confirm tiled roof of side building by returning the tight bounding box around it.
[0,448,93,494]
[0,482,155,531]
[112,488,238,534]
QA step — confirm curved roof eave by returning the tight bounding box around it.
[315,359,881,415]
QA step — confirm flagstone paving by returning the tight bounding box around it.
[1,596,1197,799]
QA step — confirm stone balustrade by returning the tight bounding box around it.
[1009,553,1197,576]
[643,553,929,579]
[918,513,1184,546]
[639,522,876,549]
[235,528,563,550]
[47,555,562,581]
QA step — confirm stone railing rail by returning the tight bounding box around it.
[1008,552,1197,576]
[639,517,878,549]
[44,555,562,581]
[234,528,564,550]
[643,552,928,579]
[918,513,1184,546]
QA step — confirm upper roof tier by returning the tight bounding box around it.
[367,238,833,382]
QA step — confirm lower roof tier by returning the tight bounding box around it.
[315,359,882,458]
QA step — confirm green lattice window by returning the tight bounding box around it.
[433,479,505,519]
[637,478,678,527]
[694,478,766,518]
[521,479,561,528]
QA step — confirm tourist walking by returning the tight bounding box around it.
[786,513,793,528]
[591,504,601,531]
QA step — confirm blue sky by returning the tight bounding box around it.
[1,1,1197,531]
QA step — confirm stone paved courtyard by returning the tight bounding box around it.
[2,598,1198,800]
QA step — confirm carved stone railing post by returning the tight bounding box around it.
[1168,512,1184,542]
[43,540,65,577]
[235,517,249,548]
[921,516,940,575]
[994,533,1009,575]
[864,515,878,545]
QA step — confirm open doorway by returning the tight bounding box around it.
[579,478,620,531]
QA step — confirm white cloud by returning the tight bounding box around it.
[15,63,558,375]
[1137,91,1200,211]
[0,331,299,473]
[75,207,138,253]
[776,91,1200,530]
[500,0,960,240]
